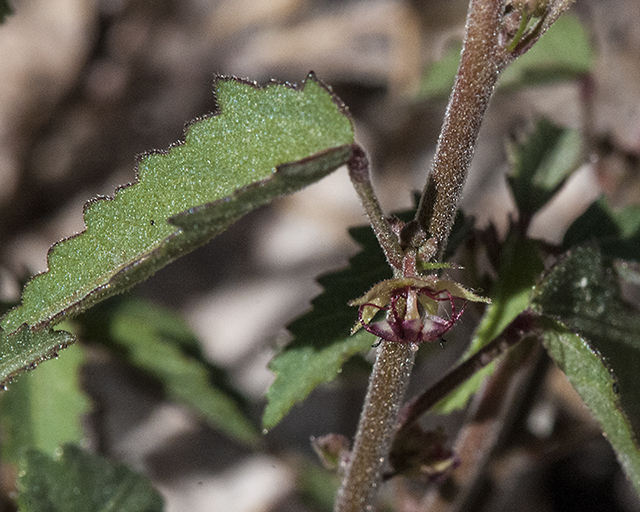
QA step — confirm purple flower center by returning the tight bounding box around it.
[357,285,466,344]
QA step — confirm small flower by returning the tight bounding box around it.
[350,277,489,345]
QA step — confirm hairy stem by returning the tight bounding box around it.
[348,144,404,269]
[415,0,505,260]
[334,341,416,512]
[336,0,580,508]
[337,2,510,509]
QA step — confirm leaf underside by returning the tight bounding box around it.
[0,72,354,384]
[533,246,640,494]
[0,328,76,387]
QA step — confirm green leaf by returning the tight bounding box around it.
[3,74,352,334]
[17,444,164,512]
[0,344,90,465]
[263,222,388,430]
[264,209,472,430]
[507,118,582,218]
[563,196,640,262]
[0,72,354,382]
[265,330,375,431]
[533,246,640,494]
[435,231,544,413]
[417,42,462,102]
[81,298,258,446]
[540,326,640,496]
[0,327,75,387]
[499,14,593,89]
[418,15,592,101]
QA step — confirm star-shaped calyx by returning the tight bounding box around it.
[350,276,489,345]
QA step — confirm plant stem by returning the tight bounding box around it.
[337,1,581,509]
[415,0,505,261]
[348,144,404,270]
[337,2,509,509]
[419,339,543,512]
[334,341,416,512]
[397,311,540,432]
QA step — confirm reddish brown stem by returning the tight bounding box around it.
[419,339,542,512]
[348,144,404,270]
[337,1,577,510]
[337,2,509,510]
[334,341,416,512]
[398,311,540,432]
[415,0,506,260]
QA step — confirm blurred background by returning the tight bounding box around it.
[1,0,640,510]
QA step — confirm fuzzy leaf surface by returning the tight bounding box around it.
[0,73,353,382]
[533,246,640,493]
[0,327,75,387]
[0,344,89,465]
[563,197,640,262]
[17,444,163,512]
[81,297,258,446]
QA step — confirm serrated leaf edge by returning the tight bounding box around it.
[1,72,353,336]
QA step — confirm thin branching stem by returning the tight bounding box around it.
[348,144,404,270]
[419,340,543,512]
[397,311,540,432]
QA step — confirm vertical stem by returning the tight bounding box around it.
[415,0,505,260]
[334,341,416,512]
[338,2,577,510]
[338,3,508,510]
